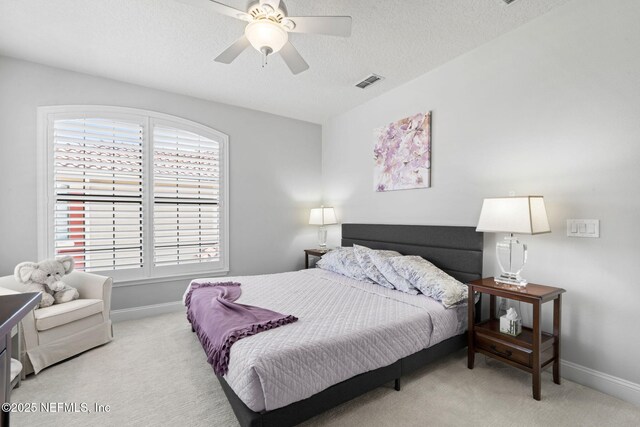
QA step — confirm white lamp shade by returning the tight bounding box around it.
[244,20,288,53]
[476,196,550,235]
[309,207,337,225]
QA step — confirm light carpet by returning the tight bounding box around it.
[11,311,640,427]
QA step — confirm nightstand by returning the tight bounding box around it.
[304,248,330,269]
[467,278,565,400]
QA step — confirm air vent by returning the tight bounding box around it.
[355,74,384,89]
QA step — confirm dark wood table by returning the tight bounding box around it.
[1,293,41,427]
[467,278,565,400]
[304,248,330,269]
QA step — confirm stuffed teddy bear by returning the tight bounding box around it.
[14,256,79,308]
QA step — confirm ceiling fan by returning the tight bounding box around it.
[179,0,352,74]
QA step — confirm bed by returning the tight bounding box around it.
[189,224,483,427]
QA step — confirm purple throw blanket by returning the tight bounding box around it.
[185,282,298,376]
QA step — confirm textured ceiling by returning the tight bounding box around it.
[0,0,570,123]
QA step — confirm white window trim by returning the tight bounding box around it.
[37,105,230,286]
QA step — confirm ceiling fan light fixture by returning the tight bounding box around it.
[244,20,288,54]
[206,0,352,74]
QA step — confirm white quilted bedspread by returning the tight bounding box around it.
[187,269,466,412]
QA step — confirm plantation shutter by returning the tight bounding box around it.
[52,118,144,272]
[153,125,220,266]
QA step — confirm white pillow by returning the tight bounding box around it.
[387,256,467,307]
[370,253,419,295]
[353,245,399,289]
[316,247,372,282]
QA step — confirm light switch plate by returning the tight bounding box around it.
[567,219,600,238]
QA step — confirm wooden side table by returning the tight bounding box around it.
[304,248,330,269]
[467,278,565,400]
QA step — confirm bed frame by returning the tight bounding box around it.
[217,224,483,427]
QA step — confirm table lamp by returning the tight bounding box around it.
[476,196,550,286]
[309,206,337,248]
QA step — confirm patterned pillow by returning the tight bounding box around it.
[353,245,400,289]
[316,247,372,282]
[387,256,467,307]
[315,247,347,274]
[370,254,419,295]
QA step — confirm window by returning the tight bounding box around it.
[52,117,144,272]
[38,107,229,283]
[152,124,221,267]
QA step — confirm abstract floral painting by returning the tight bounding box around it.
[373,112,431,192]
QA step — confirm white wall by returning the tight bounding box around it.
[323,0,640,393]
[0,56,322,310]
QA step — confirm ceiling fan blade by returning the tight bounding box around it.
[214,36,251,64]
[279,41,309,75]
[287,16,352,37]
[176,0,250,21]
[259,0,281,11]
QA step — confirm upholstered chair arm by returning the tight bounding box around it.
[63,271,113,314]
[0,285,20,296]
[0,276,25,293]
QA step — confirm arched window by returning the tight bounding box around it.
[37,106,229,283]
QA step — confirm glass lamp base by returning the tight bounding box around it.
[495,234,528,287]
[317,227,328,248]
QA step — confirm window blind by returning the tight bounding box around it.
[153,125,220,266]
[53,118,144,272]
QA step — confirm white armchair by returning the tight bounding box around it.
[0,271,113,375]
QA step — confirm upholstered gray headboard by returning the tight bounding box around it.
[341,224,483,284]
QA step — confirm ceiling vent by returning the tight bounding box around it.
[355,74,384,89]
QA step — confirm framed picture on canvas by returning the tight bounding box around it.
[373,112,431,192]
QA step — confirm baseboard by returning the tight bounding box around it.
[561,360,640,407]
[111,300,184,322]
